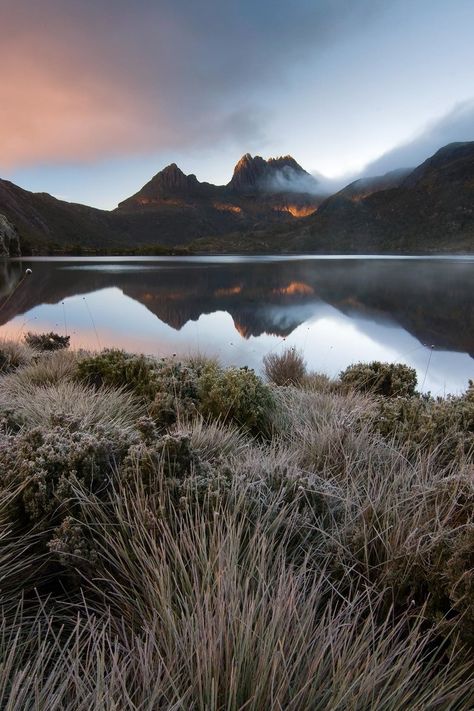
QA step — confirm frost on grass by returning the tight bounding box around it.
[0,340,473,709]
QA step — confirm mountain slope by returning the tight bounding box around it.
[0,179,120,252]
[217,142,474,254]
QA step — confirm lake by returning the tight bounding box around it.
[0,255,473,396]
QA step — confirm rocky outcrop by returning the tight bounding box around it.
[227,153,319,193]
[0,214,20,256]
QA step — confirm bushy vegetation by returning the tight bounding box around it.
[24,330,70,351]
[77,349,275,433]
[197,362,275,434]
[0,342,473,709]
[340,360,418,397]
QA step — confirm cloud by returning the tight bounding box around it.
[0,0,380,169]
[361,100,474,176]
[265,167,322,195]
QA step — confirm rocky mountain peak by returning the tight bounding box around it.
[117,163,205,208]
[228,153,317,193]
[228,154,269,192]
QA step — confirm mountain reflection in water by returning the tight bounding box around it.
[0,256,472,395]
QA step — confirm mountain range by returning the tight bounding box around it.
[0,142,473,255]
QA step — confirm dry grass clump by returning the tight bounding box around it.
[263,346,307,385]
[0,377,142,434]
[7,349,77,387]
[187,415,249,460]
[0,338,473,709]
[0,337,35,373]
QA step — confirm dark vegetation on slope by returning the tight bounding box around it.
[0,336,473,708]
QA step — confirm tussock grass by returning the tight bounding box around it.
[3,349,77,387]
[186,415,250,460]
[263,346,306,385]
[0,338,35,373]
[0,376,143,434]
[0,339,473,709]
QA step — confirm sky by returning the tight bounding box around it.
[1,0,474,209]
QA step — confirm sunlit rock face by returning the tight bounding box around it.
[0,214,20,256]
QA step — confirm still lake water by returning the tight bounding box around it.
[0,255,473,396]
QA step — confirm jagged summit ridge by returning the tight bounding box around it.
[227,153,318,193]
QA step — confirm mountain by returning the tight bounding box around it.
[0,179,120,253]
[206,142,473,254]
[0,143,473,255]
[227,153,318,194]
[0,214,20,256]
[0,154,324,254]
[332,168,411,202]
[114,154,323,240]
[118,163,219,208]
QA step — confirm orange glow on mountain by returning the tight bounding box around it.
[286,205,317,217]
[233,320,251,338]
[272,282,314,296]
[273,205,317,217]
[214,286,242,297]
[213,203,242,214]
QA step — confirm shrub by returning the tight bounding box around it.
[24,331,70,352]
[375,392,474,464]
[197,364,274,434]
[0,421,133,531]
[263,347,306,386]
[76,349,160,399]
[76,351,200,426]
[148,360,200,427]
[340,361,417,397]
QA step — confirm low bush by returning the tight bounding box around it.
[76,349,162,400]
[76,350,200,427]
[24,331,70,352]
[263,347,306,386]
[197,363,275,435]
[340,360,418,397]
[0,420,134,534]
[374,391,474,464]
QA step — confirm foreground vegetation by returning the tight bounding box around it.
[0,338,473,709]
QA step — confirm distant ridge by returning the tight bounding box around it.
[0,143,472,254]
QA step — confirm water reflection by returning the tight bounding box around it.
[0,256,472,395]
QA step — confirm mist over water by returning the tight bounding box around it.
[1,255,472,396]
